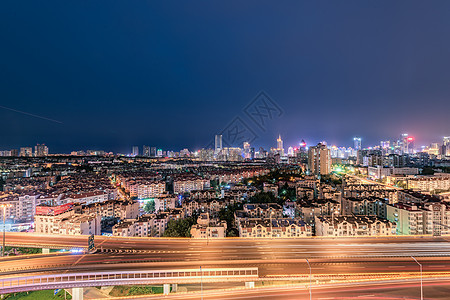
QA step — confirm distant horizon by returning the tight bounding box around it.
[1,133,448,155]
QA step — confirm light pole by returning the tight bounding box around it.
[305,258,312,300]
[1,204,11,257]
[200,266,203,300]
[270,211,274,239]
[411,256,423,300]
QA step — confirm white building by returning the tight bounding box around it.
[315,215,396,237]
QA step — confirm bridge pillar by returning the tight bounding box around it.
[163,283,170,295]
[72,287,84,300]
[171,283,178,292]
[245,281,255,289]
[42,248,50,254]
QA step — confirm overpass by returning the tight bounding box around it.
[0,267,258,299]
[3,233,450,298]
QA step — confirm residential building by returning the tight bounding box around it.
[315,215,396,237]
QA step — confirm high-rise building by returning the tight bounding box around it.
[380,140,390,153]
[308,143,331,175]
[401,134,414,154]
[215,135,223,153]
[150,147,157,157]
[276,135,284,155]
[132,146,139,157]
[299,139,307,152]
[143,145,150,157]
[243,142,251,159]
[20,147,33,157]
[443,137,450,157]
[35,144,48,157]
[287,146,294,156]
[353,137,362,150]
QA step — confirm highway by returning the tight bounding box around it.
[2,248,450,280]
[5,233,450,259]
[118,278,450,300]
[3,233,450,296]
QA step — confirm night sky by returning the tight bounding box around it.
[1,1,450,153]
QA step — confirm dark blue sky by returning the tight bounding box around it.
[1,1,450,153]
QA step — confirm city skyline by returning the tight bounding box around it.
[1,133,449,155]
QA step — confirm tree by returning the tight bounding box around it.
[143,200,155,213]
[163,213,198,237]
[421,167,435,175]
[249,191,277,204]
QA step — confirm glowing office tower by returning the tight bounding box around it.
[276,135,284,155]
[143,145,150,157]
[243,142,251,159]
[443,137,450,156]
[401,134,415,154]
[215,135,223,154]
[132,146,139,157]
[20,147,33,157]
[353,137,362,150]
[35,144,48,157]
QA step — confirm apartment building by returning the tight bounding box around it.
[190,213,227,239]
[238,218,312,238]
[315,215,396,237]
[35,209,100,235]
[407,174,450,193]
[173,177,210,194]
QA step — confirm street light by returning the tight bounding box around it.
[305,258,312,300]
[270,211,274,239]
[200,266,203,300]
[0,204,12,257]
[411,256,423,300]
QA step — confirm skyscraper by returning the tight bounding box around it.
[215,135,223,153]
[35,144,48,157]
[143,145,150,157]
[20,147,33,157]
[299,139,307,152]
[353,137,362,150]
[308,143,331,175]
[401,134,414,154]
[132,146,139,157]
[276,135,284,155]
[150,147,157,157]
[443,137,450,156]
[243,142,251,159]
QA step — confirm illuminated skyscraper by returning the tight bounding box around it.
[35,144,48,157]
[287,146,294,156]
[143,145,150,157]
[243,142,251,159]
[353,137,362,150]
[20,147,33,157]
[277,135,284,155]
[380,141,390,149]
[401,134,414,154]
[132,146,139,157]
[215,135,223,153]
[443,137,450,156]
[150,147,157,157]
